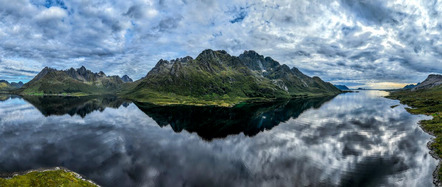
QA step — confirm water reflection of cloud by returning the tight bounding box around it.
[0,91,437,187]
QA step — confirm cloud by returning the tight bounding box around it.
[0,0,440,87]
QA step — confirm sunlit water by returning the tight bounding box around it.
[0,91,437,186]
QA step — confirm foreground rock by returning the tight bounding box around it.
[0,168,97,187]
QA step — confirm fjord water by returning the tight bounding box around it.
[0,91,437,186]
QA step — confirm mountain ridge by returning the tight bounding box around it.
[124,49,341,106]
[19,66,133,95]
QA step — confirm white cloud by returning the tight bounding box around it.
[35,6,67,20]
[0,0,440,86]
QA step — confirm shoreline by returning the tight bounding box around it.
[4,91,341,108]
[419,119,441,186]
[386,89,442,187]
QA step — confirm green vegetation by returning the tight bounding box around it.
[387,85,442,181]
[125,89,249,107]
[0,169,97,187]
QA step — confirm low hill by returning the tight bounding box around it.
[334,85,350,91]
[403,83,419,90]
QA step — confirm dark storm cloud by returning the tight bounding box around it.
[0,0,440,88]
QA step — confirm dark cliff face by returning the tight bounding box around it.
[412,74,442,91]
[238,50,279,72]
[133,49,340,98]
[121,75,133,83]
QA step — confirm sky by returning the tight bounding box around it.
[0,0,441,89]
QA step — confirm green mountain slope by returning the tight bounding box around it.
[124,49,340,106]
[20,66,130,95]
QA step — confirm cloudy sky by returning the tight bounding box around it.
[0,0,441,88]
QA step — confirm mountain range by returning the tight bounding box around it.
[9,49,341,106]
[17,66,133,96]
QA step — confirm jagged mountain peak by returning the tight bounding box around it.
[238,50,280,72]
[170,56,193,63]
[121,75,133,83]
[196,49,230,61]
[240,50,263,58]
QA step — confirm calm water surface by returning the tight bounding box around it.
[0,91,437,186]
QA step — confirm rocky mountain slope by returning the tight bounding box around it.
[20,66,132,95]
[124,49,340,106]
[412,74,442,91]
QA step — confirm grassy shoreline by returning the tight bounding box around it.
[386,86,442,186]
[0,168,97,187]
[6,90,341,107]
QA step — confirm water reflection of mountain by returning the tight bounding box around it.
[0,94,21,101]
[135,96,335,140]
[22,96,131,118]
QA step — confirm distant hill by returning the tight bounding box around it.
[334,85,350,91]
[0,80,23,91]
[403,83,419,90]
[124,49,341,106]
[412,74,442,91]
[19,66,132,95]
